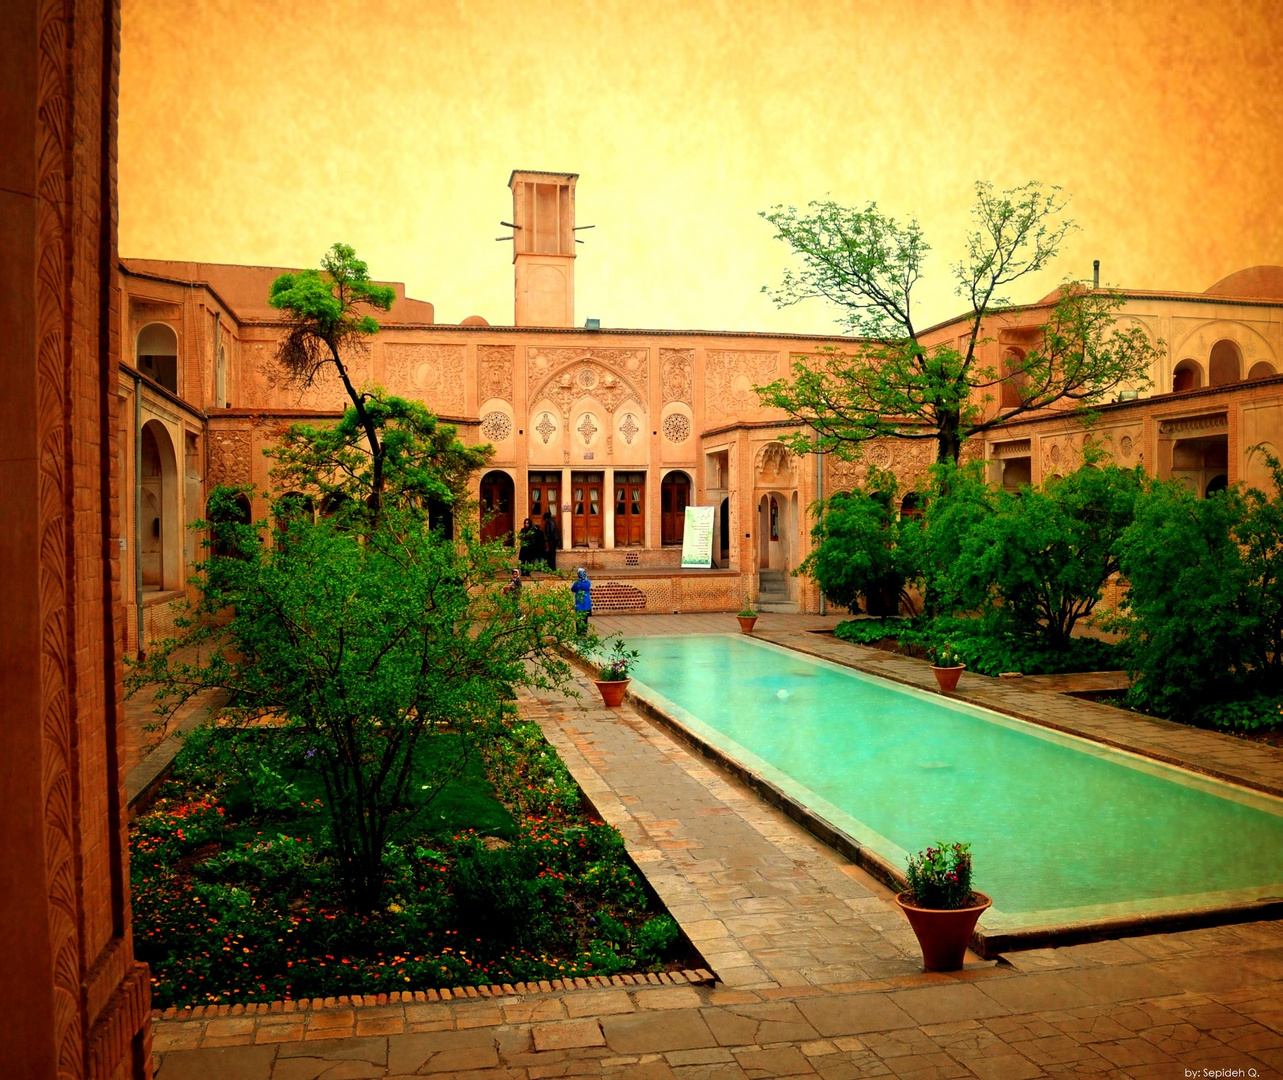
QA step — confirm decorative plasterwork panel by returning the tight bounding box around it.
[662,413,691,443]
[244,343,371,410]
[384,343,466,414]
[528,346,648,403]
[480,411,513,441]
[991,439,1032,459]
[530,358,645,416]
[706,350,779,417]
[755,442,797,488]
[1158,412,1229,436]
[660,348,694,405]
[208,431,252,486]
[824,439,936,492]
[478,344,515,404]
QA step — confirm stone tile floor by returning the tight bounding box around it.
[151,613,1283,1078]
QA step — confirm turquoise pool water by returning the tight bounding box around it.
[626,635,1283,930]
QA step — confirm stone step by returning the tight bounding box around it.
[757,600,799,613]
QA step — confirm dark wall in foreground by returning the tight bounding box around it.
[0,0,151,1076]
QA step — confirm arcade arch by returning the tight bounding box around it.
[140,419,180,590]
[479,470,515,545]
[660,470,692,545]
[1208,340,1242,387]
[1172,359,1203,392]
[137,322,179,393]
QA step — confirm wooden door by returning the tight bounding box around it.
[480,471,514,545]
[527,472,560,530]
[614,471,646,547]
[571,472,603,547]
[661,472,690,545]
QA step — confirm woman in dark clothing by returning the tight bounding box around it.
[541,511,560,572]
[518,517,544,575]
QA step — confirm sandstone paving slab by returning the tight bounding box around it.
[601,1008,718,1054]
[154,1043,277,1079]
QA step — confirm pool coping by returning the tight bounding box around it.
[583,636,1283,959]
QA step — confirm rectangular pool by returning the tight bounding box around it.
[626,635,1283,933]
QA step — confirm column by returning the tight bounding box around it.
[603,466,616,549]
[561,467,572,551]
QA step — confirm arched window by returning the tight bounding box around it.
[1248,361,1276,381]
[1172,359,1202,392]
[1205,475,1229,497]
[136,323,179,393]
[1208,340,1241,387]
[900,493,925,520]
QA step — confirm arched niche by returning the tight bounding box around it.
[1248,361,1277,381]
[140,419,180,590]
[1000,347,1028,408]
[1172,359,1203,393]
[137,322,179,393]
[215,345,228,407]
[1208,340,1242,387]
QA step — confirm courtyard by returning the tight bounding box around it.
[146,614,1283,1079]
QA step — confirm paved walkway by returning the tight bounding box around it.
[151,614,1283,1078]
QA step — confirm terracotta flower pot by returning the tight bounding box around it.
[595,678,629,707]
[931,664,965,693]
[895,891,991,971]
[737,615,758,634]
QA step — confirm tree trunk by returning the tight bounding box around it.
[937,413,963,465]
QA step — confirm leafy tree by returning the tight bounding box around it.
[899,461,996,616]
[944,461,1144,648]
[132,496,583,914]
[269,244,398,513]
[798,467,917,616]
[756,182,1163,463]
[1118,456,1283,721]
[267,393,490,525]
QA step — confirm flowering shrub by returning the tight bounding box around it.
[596,635,640,682]
[926,642,962,668]
[904,842,976,909]
[130,717,686,1009]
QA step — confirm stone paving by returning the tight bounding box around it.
[151,613,1283,1078]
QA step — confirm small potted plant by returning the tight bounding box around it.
[895,842,991,971]
[737,595,758,634]
[927,642,965,693]
[594,635,640,708]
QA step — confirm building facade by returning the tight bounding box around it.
[116,173,1283,641]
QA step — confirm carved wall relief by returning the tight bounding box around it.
[208,431,252,486]
[530,360,644,416]
[660,348,694,405]
[706,350,779,417]
[755,442,797,488]
[384,343,466,414]
[527,346,648,400]
[478,344,515,404]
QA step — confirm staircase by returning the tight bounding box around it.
[757,569,797,613]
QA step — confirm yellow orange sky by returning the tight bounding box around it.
[119,0,1283,333]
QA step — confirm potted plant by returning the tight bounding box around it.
[594,635,640,708]
[737,595,758,634]
[895,842,991,971]
[927,642,965,693]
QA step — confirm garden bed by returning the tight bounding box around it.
[131,717,694,1010]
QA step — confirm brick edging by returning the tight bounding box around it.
[150,968,715,1022]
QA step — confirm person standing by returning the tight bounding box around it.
[542,510,560,572]
[518,517,544,575]
[571,567,593,634]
